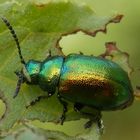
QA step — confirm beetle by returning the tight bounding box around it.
[1,17,134,132]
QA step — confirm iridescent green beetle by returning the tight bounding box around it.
[2,17,134,131]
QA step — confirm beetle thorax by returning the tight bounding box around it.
[38,56,64,93]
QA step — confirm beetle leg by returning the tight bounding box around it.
[85,112,103,132]
[57,94,68,125]
[26,96,45,108]
[13,71,24,98]
[74,103,104,134]
[26,91,54,108]
[74,103,84,112]
[84,111,101,127]
[84,112,104,134]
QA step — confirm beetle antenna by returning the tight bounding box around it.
[1,17,26,65]
[13,71,24,98]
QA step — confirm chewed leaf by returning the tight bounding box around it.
[100,42,133,76]
[0,0,122,132]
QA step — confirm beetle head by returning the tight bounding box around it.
[23,60,41,84]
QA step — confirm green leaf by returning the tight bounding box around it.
[0,123,100,140]
[0,0,122,137]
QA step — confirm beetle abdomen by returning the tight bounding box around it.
[58,54,133,110]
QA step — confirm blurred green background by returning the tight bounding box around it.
[0,0,140,140]
[59,0,140,140]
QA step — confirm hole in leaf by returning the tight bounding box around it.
[0,99,6,119]
[60,31,105,56]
